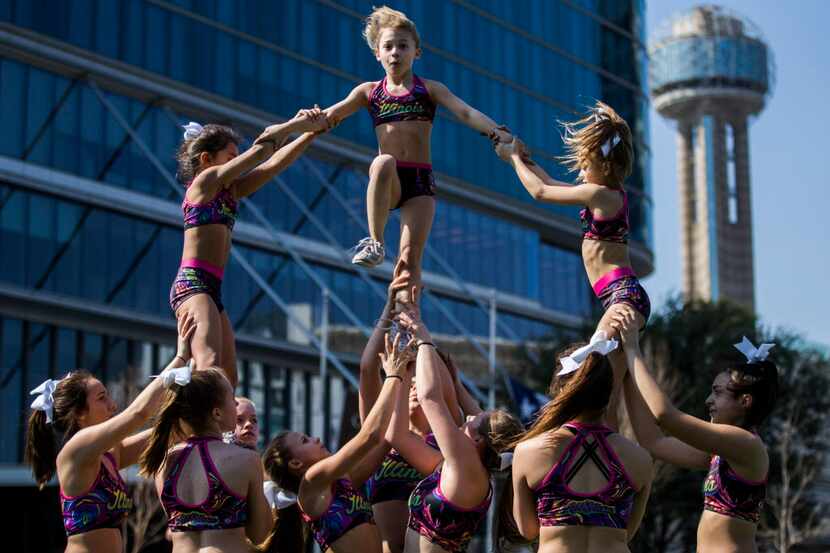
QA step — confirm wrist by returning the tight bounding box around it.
[416,340,436,349]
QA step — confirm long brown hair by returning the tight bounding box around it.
[175,124,242,183]
[478,410,527,551]
[138,367,229,477]
[25,370,93,489]
[520,342,614,443]
[559,101,634,187]
[260,432,307,553]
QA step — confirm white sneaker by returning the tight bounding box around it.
[351,237,385,267]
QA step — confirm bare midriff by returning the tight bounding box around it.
[65,528,121,553]
[582,239,633,286]
[181,225,233,270]
[538,525,630,553]
[696,510,758,553]
[375,120,432,164]
[169,527,251,553]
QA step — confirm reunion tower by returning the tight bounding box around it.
[650,5,775,311]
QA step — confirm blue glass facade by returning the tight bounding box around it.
[0,0,650,467]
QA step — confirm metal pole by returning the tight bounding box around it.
[486,289,496,553]
[489,289,497,411]
[319,289,330,449]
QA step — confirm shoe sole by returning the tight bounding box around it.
[352,257,383,268]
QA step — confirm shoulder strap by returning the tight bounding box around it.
[563,427,611,484]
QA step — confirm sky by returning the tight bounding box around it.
[642,0,830,347]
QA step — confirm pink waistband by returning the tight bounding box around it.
[592,267,635,295]
[181,258,224,280]
[396,160,432,170]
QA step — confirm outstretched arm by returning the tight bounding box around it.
[63,315,196,470]
[613,308,764,469]
[496,139,601,205]
[359,266,409,423]
[426,80,511,143]
[444,354,483,417]
[233,131,318,199]
[622,374,709,470]
[398,307,490,507]
[303,333,413,495]
[385,369,444,476]
[323,82,374,128]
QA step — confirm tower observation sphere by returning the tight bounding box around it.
[649,5,775,311]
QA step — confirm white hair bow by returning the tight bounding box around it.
[558,331,619,376]
[30,377,65,424]
[498,452,514,471]
[734,336,775,364]
[600,133,621,158]
[263,481,298,509]
[182,121,204,141]
[151,364,192,388]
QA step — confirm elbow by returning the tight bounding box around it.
[517,521,539,541]
[416,384,442,406]
[654,404,680,428]
[529,188,546,201]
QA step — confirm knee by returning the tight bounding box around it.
[370,154,397,179]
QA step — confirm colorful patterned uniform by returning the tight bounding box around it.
[300,478,374,552]
[61,452,133,536]
[534,422,636,529]
[366,433,440,504]
[703,455,766,523]
[169,185,239,313]
[581,190,651,322]
[367,75,437,209]
[160,437,248,531]
[407,466,491,553]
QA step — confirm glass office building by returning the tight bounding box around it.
[0,1,650,546]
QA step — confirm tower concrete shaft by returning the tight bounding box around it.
[676,112,754,310]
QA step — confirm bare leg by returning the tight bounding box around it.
[367,154,402,243]
[176,294,223,371]
[220,311,238,389]
[597,304,643,431]
[373,501,410,553]
[395,196,435,305]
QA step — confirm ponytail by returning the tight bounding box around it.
[24,370,91,489]
[519,343,613,444]
[139,367,230,476]
[138,391,180,477]
[261,432,307,553]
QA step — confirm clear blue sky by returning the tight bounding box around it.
[642,0,830,347]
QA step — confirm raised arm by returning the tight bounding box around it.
[496,138,601,205]
[62,315,196,470]
[359,267,409,423]
[385,368,444,476]
[613,308,764,469]
[323,82,374,128]
[233,131,319,199]
[192,113,324,198]
[622,374,709,470]
[426,80,511,143]
[302,333,412,495]
[398,308,490,506]
[443,354,483,417]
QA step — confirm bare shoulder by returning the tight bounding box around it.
[607,433,653,487]
[421,78,448,95]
